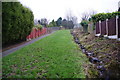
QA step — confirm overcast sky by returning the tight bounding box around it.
[18,0,120,22]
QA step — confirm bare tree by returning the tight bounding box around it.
[65,9,78,26]
[81,12,89,20]
[81,10,97,20]
[34,19,38,25]
[65,9,73,21]
[38,18,48,27]
[71,16,78,26]
[89,10,97,17]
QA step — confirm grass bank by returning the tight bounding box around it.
[72,28,120,78]
[3,30,88,78]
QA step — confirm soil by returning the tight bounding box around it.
[1,41,27,52]
[71,28,120,78]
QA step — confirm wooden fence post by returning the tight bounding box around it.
[99,21,101,35]
[116,15,119,38]
[106,19,108,37]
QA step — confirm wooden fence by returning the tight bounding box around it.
[118,18,120,38]
[95,22,100,34]
[26,27,60,41]
[101,20,106,35]
[95,16,120,39]
[47,27,60,33]
[26,27,47,41]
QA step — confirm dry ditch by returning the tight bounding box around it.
[71,28,120,79]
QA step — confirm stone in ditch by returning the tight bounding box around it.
[77,42,80,44]
[97,65,106,71]
[87,52,93,57]
[82,49,86,53]
[80,46,85,49]
[89,57,100,63]
[92,57,100,63]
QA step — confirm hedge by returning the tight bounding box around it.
[2,2,34,46]
[92,11,120,23]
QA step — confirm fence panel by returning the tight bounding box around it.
[108,18,116,36]
[118,18,120,38]
[95,22,100,34]
[47,27,60,33]
[26,27,47,40]
[101,20,106,35]
[88,22,93,33]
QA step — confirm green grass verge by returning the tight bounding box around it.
[3,30,88,78]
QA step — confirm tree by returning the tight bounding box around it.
[81,12,89,21]
[81,10,97,21]
[80,10,97,32]
[38,18,48,27]
[48,19,57,27]
[2,2,34,45]
[51,19,57,27]
[61,19,74,29]
[80,20,89,32]
[56,17,62,26]
[71,16,78,27]
[65,9,78,28]
[34,19,39,25]
[65,9,73,21]
[38,20,41,24]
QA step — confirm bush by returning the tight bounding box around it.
[92,11,120,23]
[2,2,34,46]
[80,20,89,32]
[91,11,120,30]
[34,24,43,30]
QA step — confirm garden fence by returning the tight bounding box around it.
[26,27,47,41]
[95,16,120,39]
[26,27,60,41]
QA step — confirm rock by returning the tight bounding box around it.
[75,39,79,43]
[97,65,106,71]
[80,45,85,49]
[86,52,93,57]
[82,49,86,53]
[89,57,100,64]
[77,42,81,44]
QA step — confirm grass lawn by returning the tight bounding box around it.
[3,30,88,78]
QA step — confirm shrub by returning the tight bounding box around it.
[91,11,120,30]
[92,11,120,23]
[80,20,89,32]
[34,24,43,30]
[2,2,34,46]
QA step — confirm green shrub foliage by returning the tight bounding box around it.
[48,19,57,27]
[2,2,34,45]
[80,20,89,32]
[34,24,43,30]
[91,12,120,23]
[91,12,120,30]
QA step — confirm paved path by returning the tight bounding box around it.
[2,32,55,57]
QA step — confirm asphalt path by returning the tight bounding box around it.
[2,32,55,57]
